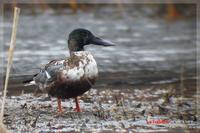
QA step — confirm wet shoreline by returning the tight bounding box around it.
[1,71,196,97]
[2,79,198,132]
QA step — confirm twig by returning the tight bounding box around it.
[31,113,40,128]
[0,7,20,121]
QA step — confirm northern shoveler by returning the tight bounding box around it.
[26,28,114,113]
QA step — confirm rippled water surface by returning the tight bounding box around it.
[2,10,196,82]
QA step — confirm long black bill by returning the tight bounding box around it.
[91,37,115,46]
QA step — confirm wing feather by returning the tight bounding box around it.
[34,59,65,84]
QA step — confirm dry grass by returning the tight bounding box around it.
[0,122,10,133]
[0,7,20,133]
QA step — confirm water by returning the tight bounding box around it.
[1,9,196,83]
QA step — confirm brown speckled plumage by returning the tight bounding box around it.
[26,28,114,112]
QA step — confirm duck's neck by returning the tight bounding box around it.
[69,50,85,56]
[68,39,84,53]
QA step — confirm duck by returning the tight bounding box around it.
[26,28,114,113]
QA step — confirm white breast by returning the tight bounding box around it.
[63,51,98,81]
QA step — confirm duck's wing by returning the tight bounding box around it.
[34,59,66,86]
[26,52,98,91]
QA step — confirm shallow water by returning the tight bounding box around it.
[2,10,196,82]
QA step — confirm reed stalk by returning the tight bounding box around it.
[0,7,20,121]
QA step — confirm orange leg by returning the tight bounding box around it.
[57,98,63,114]
[75,97,81,112]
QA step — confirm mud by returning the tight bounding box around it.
[1,82,199,133]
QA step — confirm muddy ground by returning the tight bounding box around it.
[1,79,199,133]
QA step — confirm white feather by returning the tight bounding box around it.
[64,51,98,81]
[45,70,51,79]
[24,80,36,86]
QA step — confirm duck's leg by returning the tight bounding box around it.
[57,98,63,114]
[75,97,81,112]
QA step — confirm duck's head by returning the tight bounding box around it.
[68,28,114,52]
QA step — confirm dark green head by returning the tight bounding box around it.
[68,28,114,52]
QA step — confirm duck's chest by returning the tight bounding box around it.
[63,51,98,81]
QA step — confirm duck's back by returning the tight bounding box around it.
[34,51,98,98]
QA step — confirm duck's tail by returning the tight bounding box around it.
[23,79,35,86]
[23,79,33,84]
[23,73,38,86]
